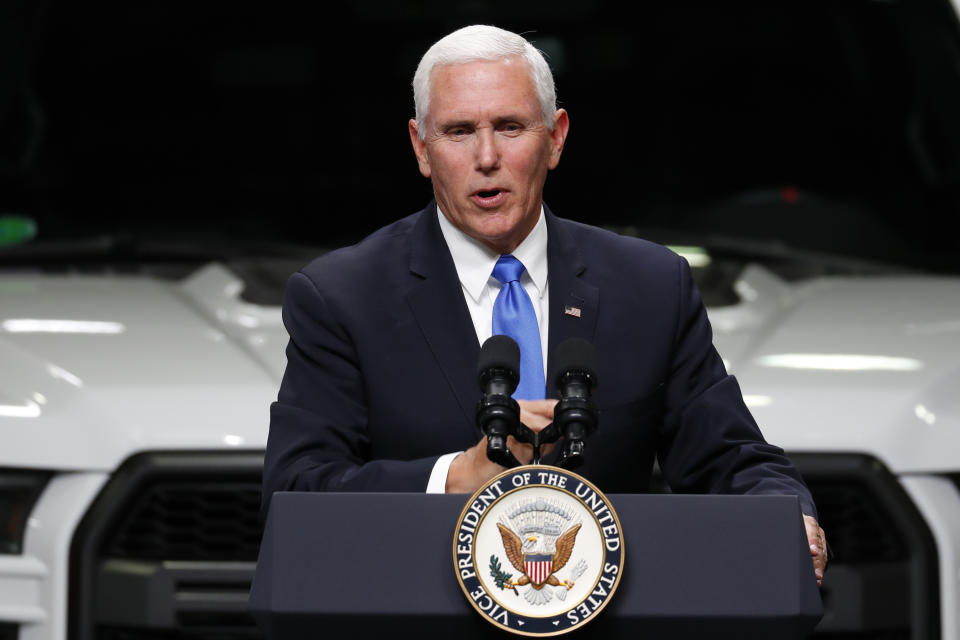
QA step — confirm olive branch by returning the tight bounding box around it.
[489,555,518,594]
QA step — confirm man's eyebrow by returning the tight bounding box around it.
[436,114,531,131]
[491,114,528,124]
[437,118,476,130]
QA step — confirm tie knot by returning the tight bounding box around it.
[493,255,526,284]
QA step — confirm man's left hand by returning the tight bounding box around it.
[803,514,827,587]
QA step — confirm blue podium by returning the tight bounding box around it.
[249,492,822,638]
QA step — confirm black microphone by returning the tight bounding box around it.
[476,335,523,468]
[478,335,520,397]
[551,337,598,469]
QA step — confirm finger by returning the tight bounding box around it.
[802,516,827,587]
[815,529,827,563]
[802,515,821,556]
[812,526,828,584]
[446,438,506,493]
[518,407,553,431]
[517,399,559,422]
[520,398,559,414]
[470,437,506,474]
[814,533,828,570]
[507,435,534,464]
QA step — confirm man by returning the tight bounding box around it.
[263,25,827,585]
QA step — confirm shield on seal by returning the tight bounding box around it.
[524,553,553,585]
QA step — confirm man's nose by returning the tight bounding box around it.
[474,128,500,172]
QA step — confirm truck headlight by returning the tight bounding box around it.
[0,469,51,554]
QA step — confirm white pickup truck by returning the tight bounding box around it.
[1,231,958,639]
[2,1,960,639]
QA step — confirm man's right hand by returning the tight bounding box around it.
[445,399,557,493]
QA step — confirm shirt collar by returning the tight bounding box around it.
[436,204,548,303]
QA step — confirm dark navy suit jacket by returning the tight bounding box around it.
[262,203,815,517]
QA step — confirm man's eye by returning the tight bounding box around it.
[448,127,470,136]
[501,123,522,133]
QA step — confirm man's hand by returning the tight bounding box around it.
[516,399,559,460]
[446,399,558,493]
[804,514,828,587]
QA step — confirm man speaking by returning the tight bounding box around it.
[262,25,827,585]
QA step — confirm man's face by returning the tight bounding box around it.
[409,57,569,254]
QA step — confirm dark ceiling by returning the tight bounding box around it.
[2,0,959,267]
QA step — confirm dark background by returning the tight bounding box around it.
[2,0,960,268]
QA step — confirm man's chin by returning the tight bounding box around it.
[472,224,531,254]
[439,203,535,252]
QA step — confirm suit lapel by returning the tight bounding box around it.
[403,204,599,421]
[405,205,481,435]
[545,209,599,397]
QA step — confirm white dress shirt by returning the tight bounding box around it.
[425,205,550,492]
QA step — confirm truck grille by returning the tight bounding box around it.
[809,479,907,563]
[782,455,938,639]
[70,452,938,640]
[69,452,264,640]
[652,453,939,639]
[106,482,261,561]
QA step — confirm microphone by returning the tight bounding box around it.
[476,335,523,468]
[551,337,599,469]
[478,335,520,397]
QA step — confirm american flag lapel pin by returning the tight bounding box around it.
[564,305,582,318]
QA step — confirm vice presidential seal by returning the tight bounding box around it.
[453,466,624,636]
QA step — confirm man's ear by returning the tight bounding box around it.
[547,109,570,170]
[408,119,431,178]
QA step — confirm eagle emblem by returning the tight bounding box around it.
[488,498,587,605]
[454,467,625,634]
[497,521,581,590]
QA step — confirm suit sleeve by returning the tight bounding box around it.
[261,271,439,517]
[656,258,818,518]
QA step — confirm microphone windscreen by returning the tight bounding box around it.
[552,337,597,385]
[478,335,521,378]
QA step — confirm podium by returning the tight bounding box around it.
[249,492,822,638]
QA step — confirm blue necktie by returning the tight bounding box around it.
[492,255,545,400]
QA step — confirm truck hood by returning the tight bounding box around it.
[713,265,960,473]
[0,264,287,470]
[2,262,959,474]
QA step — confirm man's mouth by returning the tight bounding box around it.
[472,189,506,207]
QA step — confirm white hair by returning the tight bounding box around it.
[412,25,557,140]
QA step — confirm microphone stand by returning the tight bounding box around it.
[479,396,597,470]
[476,336,598,470]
